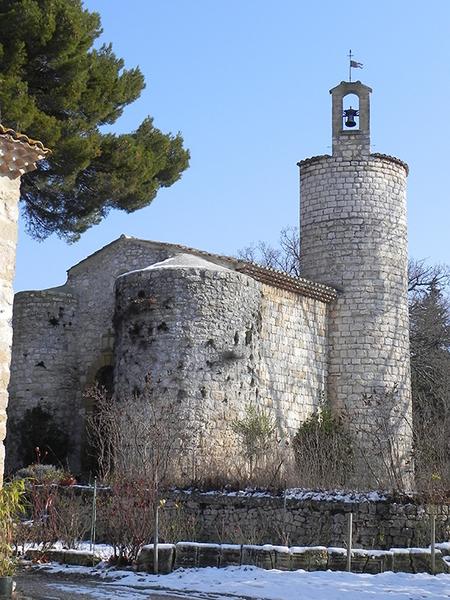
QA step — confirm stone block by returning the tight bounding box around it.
[24,548,101,567]
[410,550,445,574]
[349,552,369,573]
[290,548,309,571]
[137,544,175,574]
[273,546,291,571]
[197,543,220,568]
[392,550,413,573]
[259,545,275,570]
[63,550,102,567]
[327,549,347,571]
[24,548,66,563]
[219,544,242,567]
[241,545,263,568]
[174,542,198,569]
[305,547,328,571]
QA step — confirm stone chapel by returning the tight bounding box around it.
[5,81,413,486]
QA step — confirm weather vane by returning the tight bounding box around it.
[348,49,363,82]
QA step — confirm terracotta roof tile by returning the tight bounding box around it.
[0,124,50,154]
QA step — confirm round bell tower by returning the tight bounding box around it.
[299,81,413,489]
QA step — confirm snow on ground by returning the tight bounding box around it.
[37,563,450,600]
[24,541,114,561]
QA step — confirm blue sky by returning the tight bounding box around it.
[14,0,450,291]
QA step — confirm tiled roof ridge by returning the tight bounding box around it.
[0,124,51,154]
[68,235,338,304]
[236,261,337,303]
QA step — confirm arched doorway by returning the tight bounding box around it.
[82,363,115,479]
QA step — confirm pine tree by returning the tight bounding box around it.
[410,283,450,410]
[0,0,190,241]
[409,282,450,490]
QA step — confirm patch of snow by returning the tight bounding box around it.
[437,542,450,551]
[391,548,442,555]
[24,541,114,560]
[175,487,390,503]
[289,546,327,554]
[141,543,174,551]
[118,253,230,277]
[219,544,242,551]
[36,564,450,600]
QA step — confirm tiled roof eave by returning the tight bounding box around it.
[0,125,50,176]
[236,262,337,303]
[0,124,50,154]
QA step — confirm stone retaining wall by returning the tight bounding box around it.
[169,490,450,550]
[24,542,450,575]
[137,541,450,575]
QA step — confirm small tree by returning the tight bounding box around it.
[238,226,300,276]
[231,405,277,481]
[292,400,353,489]
[86,381,191,565]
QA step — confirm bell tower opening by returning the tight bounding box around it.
[330,80,372,158]
[343,93,360,130]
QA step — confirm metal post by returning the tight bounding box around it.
[153,503,159,574]
[90,477,97,557]
[346,512,353,572]
[153,466,159,575]
[431,513,436,575]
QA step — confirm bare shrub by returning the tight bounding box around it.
[343,385,413,493]
[50,490,91,549]
[12,484,91,553]
[85,382,188,485]
[158,501,200,543]
[292,401,353,489]
[96,478,156,565]
[85,381,195,564]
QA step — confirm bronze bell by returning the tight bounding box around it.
[344,107,359,128]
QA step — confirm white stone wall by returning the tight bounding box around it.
[113,263,329,474]
[0,175,21,483]
[8,239,330,476]
[299,154,412,486]
[259,285,328,435]
[6,290,78,472]
[7,238,174,473]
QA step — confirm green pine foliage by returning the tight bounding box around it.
[0,0,190,241]
[409,283,450,491]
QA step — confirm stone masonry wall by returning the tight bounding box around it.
[259,285,328,435]
[113,259,329,475]
[0,175,21,483]
[299,154,412,488]
[169,490,450,551]
[6,290,78,472]
[7,238,175,473]
[8,239,330,476]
